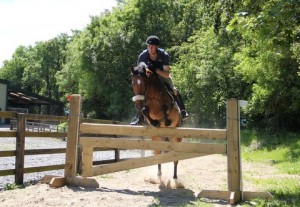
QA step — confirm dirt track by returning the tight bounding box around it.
[0,154,279,207]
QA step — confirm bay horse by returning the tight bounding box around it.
[131,62,183,188]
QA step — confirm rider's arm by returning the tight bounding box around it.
[155,50,170,78]
[156,65,170,78]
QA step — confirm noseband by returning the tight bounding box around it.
[132,71,149,110]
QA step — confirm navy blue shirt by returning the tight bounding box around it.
[137,48,170,71]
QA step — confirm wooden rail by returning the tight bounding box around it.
[80,123,227,140]
[0,111,118,184]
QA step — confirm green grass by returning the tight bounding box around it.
[241,177,300,207]
[3,180,38,191]
[183,201,213,207]
[240,130,300,206]
[57,122,68,132]
[241,130,300,174]
[4,183,19,190]
[58,122,68,128]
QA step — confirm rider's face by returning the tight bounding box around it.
[147,45,157,56]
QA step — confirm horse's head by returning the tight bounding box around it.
[131,62,148,111]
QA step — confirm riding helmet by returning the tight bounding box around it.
[146,35,160,45]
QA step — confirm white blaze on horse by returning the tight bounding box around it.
[131,62,184,189]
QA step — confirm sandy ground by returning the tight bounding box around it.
[0,154,283,207]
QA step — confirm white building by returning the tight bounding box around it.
[0,79,8,124]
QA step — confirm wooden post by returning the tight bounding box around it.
[81,147,94,177]
[15,113,25,185]
[226,99,242,204]
[77,145,83,175]
[64,95,81,180]
[115,149,120,162]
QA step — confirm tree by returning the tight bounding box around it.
[56,0,193,120]
[172,28,245,128]
[228,0,300,130]
[0,46,30,88]
[22,34,70,100]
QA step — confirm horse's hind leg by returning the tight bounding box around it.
[145,150,162,184]
[165,137,184,189]
[144,136,162,184]
[172,138,182,180]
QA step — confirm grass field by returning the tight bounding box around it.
[239,130,300,206]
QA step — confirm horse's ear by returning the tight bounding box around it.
[130,66,134,74]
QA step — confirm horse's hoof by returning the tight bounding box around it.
[166,179,185,189]
[144,176,161,184]
[165,119,172,126]
[151,120,160,127]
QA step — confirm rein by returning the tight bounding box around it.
[132,71,174,106]
[132,71,150,111]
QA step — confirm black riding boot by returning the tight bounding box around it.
[174,92,190,121]
[130,112,145,125]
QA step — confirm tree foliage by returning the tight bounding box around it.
[172,28,249,128]
[227,0,300,130]
[0,0,299,130]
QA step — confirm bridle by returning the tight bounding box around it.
[131,70,149,111]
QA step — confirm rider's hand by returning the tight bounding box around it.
[147,63,157,73]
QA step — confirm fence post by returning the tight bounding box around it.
[15,113,25,185]
[64,95,81,181]
[226,99,242,203]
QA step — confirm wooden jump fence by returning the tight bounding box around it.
[44,94,271,205]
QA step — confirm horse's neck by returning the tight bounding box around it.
[148,75,172,99]
[149,74,164,91]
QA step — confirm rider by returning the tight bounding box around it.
[130,35,190,125]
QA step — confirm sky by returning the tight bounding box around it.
[0,0,117,66]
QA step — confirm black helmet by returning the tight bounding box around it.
[146,35,160,45]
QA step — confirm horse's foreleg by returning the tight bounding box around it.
[142,107,160,127]
[158,164,162,177]
[173,161,178,179]
[161,104,171,126]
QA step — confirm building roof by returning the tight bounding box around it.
[0,79,63,107]
[8,89,62,106]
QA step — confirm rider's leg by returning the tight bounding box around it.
[130,111,144,125]
[174,91,190,121]
[159,77,190,121]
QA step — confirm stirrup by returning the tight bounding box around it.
[130,117,140,125]
[130,116,144,125]
[181,110,190,121]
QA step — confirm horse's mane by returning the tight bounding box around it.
[133,62,148,73]
[132,62,173,97]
